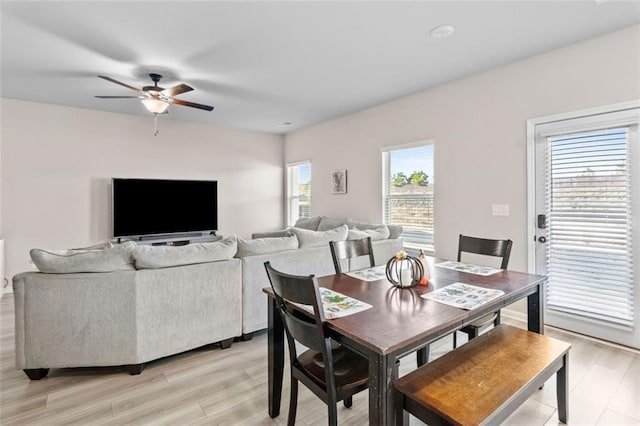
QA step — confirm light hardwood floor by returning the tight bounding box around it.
[1,293,638,425]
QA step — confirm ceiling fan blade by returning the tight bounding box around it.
[171,98,214,111]
[95,95,141,99]
[98,75,141,92]
[162,83,193,97]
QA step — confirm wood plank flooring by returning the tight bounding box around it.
[1,293,638,425]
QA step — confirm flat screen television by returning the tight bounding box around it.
[112,178,218,238]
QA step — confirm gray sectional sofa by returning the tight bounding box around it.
[13,216,402,379]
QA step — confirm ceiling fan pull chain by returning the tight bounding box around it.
[154,113,159,136]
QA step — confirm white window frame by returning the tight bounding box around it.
[381,140,435,255]
[285,160,311,227]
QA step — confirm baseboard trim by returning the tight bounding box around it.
[502,309,640,355]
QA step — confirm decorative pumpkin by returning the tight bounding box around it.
[385,251,424,288]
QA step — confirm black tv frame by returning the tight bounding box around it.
[112,178,218,241]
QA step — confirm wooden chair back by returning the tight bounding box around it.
[458,234,513,269]
[264,261,328,353]
[329,237,375,274]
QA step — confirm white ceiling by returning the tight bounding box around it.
[2,1,639,134]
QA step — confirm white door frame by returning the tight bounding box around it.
[526,100,640,274]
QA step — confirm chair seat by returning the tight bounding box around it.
[298,346,369,393]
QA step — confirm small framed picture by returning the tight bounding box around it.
[331,169,347,194]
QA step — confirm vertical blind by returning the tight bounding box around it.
[545,127,634,326]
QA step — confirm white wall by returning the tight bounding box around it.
[1,99,284,282]
[285,25,640,274]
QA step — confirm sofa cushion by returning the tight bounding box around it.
[251,229,293,239]
[291,225,348,248]
[236,235,298,258]
[30,241,136,273]
[317,216,349,231]
[348,225,390,241]
[133,237,237,269]
[294,216,321,230]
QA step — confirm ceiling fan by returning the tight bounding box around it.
[95,73,214,114]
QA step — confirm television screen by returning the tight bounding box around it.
[112,178,218,238]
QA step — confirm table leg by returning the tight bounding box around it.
[268,297,284,418]
[527,282,544,334]
[369,353,399,425]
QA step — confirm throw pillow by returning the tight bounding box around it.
[236,235,298,258]
[294,216,321,230]
[387,224,403,239]
[133,237,237,269]
[347,225,390,241]
[30,241,137,273]
[317,216,349,231]
[290,224,348,248]
[251,229,293,239]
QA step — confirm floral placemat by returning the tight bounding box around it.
[345,265,387,282]
[295,288,373,319]
[319,288,372,319]
[421,282,505,310]
[436,261,502,276]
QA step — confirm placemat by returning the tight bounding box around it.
[345,265,387,282]
[421,282,504,310]
[295,288,373,319]
[435,260,502,276]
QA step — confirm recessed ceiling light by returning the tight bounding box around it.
[429,25,455,40]
[282,121,293,126]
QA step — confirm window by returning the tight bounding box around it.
[286,161,311,227]
[382,142,434,254]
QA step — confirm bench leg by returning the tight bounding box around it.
[557,353,569,424]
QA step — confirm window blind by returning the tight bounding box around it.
[545,127,633,326]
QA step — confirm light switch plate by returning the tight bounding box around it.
[492,204,510,216]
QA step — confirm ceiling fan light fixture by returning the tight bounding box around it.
[141,97,169,114]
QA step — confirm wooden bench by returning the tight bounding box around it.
[395,324,570,425]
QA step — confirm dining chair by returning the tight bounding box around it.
[417,234,512,367]
[264,261,369,426]
[329,237,375,274]
[453,234,513,347]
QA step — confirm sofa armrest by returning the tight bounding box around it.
[13,271,138,369]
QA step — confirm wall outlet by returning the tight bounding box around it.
[492,204,510,216]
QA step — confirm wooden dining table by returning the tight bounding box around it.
[263,257,546,425]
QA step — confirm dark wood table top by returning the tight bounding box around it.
[264,258,546,356]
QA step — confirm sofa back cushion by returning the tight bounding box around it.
[348,225,390,241]
[294,216,321,230]
[251,229,293,239]
[236,235,298,258]
[290,224,348,248]
[133,237,237,269]
[30,241,136,273]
